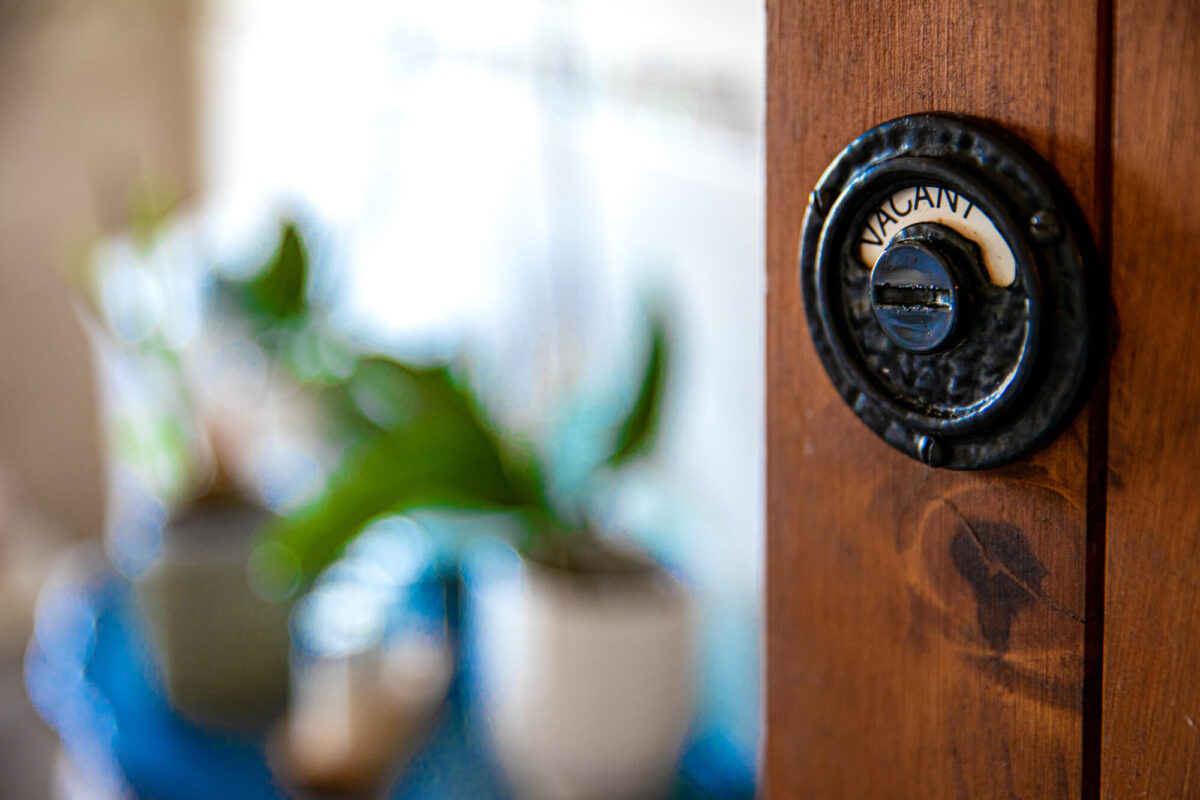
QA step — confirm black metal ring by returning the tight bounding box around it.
[799,113,1094,469]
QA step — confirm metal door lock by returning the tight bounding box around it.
[798,114,1098,469]
[869,222,971,353]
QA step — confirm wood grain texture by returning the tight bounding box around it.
[1104,1,1200,795]
[765,1,1104,797]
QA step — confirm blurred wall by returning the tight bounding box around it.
[0,0,196,645]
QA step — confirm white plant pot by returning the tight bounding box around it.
[469,544,695,800]
[135,499,290,728]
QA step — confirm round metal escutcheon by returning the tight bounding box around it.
[799,114,1097,469]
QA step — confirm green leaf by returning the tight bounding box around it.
[255,357,544,586]
[607,308,670,466]
[246,222,308,323]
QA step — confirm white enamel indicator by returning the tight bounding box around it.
[857,185,1015,286]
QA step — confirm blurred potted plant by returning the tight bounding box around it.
[256,301,694,799]
[78,214,365,728]
[84,206,544,757]
[84,201,693,794]
[464,315,695,800]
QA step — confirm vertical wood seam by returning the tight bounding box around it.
[1082,0,1114,795]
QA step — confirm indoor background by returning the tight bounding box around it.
[0,1,763,797]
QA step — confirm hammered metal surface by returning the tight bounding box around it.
[798,114,1095,469]
[841,255,1031,416]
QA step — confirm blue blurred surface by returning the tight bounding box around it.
[25,567,754,799]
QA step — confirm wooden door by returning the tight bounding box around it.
[765,1,1200,797]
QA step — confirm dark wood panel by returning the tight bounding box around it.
[765,1,1104,796]
[1104,1,1200,794]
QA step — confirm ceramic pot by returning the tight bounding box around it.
[135,497,290,728]
[468,539,695,800]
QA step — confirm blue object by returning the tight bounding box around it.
[26,564,754,799]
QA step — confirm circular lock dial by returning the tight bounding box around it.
[869,223,965,354]
[799,114,1097,469]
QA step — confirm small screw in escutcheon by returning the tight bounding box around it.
[1030,209,1061,243]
